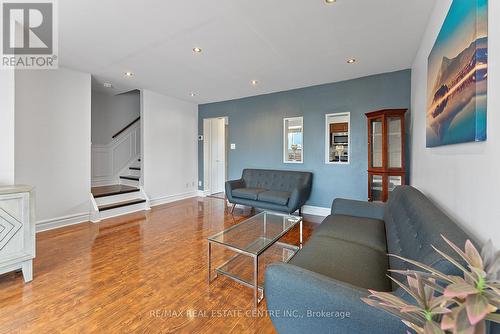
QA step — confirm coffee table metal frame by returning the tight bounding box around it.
[207,212,303,308]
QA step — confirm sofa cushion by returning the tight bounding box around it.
[232,188,266,200]
[242,169,312,193]
[290,236,391,291]
[258,190,290,206]
[314,214,387,253]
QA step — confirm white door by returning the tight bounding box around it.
[208,118,225,194]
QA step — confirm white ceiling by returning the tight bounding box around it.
[60,0,436,103]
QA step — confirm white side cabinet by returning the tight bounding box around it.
[0,185,35,282]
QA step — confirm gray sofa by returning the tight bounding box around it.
[225,169,312,214]
[264,186,487,334]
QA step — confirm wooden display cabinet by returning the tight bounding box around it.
[366,109,407,202]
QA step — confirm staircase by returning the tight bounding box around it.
[119,158,141,187]
[90,158,150,222]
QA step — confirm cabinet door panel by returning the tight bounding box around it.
[369,174,384,202]
[0,193,31,260]
[370,119,384,168]
[388,117,403,169]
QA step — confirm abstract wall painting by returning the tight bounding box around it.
[427,0,488,147]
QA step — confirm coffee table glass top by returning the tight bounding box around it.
[208,212,302,255]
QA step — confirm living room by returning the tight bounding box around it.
[0,1,499,333]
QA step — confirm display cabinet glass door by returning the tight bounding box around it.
[370,118,383,169]
[388,117,403,169]
[388,175,403,192]
[369,174,384,202]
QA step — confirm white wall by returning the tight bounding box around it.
[142,90,198,204]
[411,0,500,246]
[91,90,140,145]
[0,70,15,185]
[15,68,92,224]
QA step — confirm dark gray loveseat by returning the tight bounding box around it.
[265,186,482,334]
[225,169,312,214]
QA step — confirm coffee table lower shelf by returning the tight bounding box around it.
[209,238,299,308]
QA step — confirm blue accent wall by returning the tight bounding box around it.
[198,70,411,208]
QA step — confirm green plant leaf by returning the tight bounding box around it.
[401,305,422,313]
[465,294,490,325]
[432,246,478,283]
[387,275,424,308]
[442,235,471,265]
[403,320,425,334]
[486,256,500,280]
[483,292,500,308]
[485,313,500,324]
[362,298,424,325]
[470,266,487,280]
[432,307,452,315]
[456,327,476,334]
[455,305,475,334]
[473,320,486,334]
[368,290,408,308]
[465,240,484,269]
[429,295,453,310]
[444,283,479,298]
[440,312,455,330]
[389,254,453,283]
[416,275,427,305]
[423,320,445,334]
[422,278,446,294]
[481,240,495,269]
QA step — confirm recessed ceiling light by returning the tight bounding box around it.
[251,80,258,86]
[190,92,196,97]
[193,47,202,53]
[103,82,112,88]
[347,58,356,64]
[124,71,134,77]
[325,0,336,3]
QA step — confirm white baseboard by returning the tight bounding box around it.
[302,205,330,217]
[36,212,90,233]
[197,190,211,197]
[149,191,198,207]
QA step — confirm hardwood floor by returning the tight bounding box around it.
[0,197,317,334]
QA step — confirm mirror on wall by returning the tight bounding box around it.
[325,112,350,164]
[283,117,303,163]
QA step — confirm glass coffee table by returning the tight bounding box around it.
[208,212,303,308]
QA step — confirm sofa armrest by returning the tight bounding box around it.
[331,198,386,220]
[264,263,405,334]
[225,179,245,202]
[288,185,310,213]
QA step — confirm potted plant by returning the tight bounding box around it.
[362,237,500,334]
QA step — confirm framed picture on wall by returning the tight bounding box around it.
[426,0,488,147]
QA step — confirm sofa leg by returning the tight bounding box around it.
[230,203,236,214]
